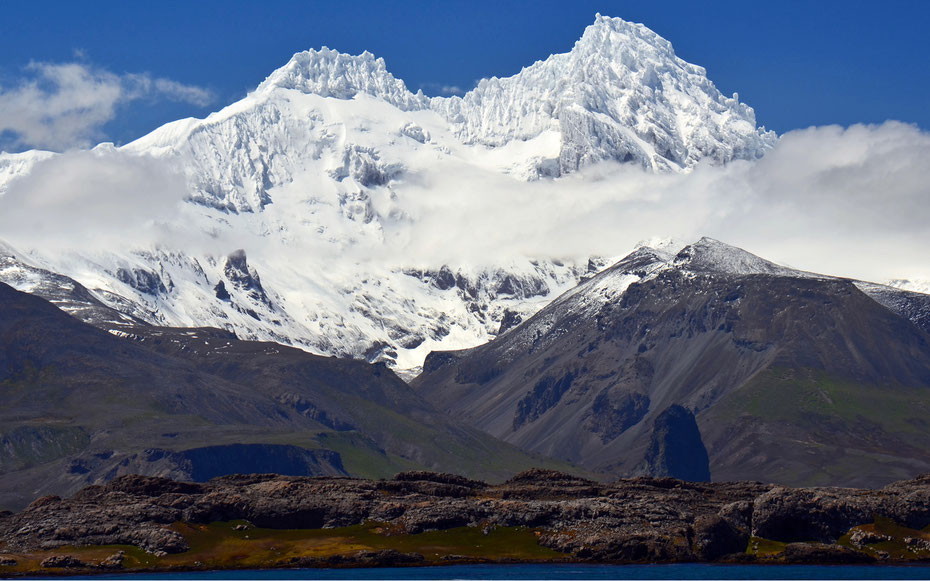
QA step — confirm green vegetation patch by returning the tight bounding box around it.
[0,521,563,574]
[838,516,930,560]
[746,536,787,557]
[0,424,90,471]
[720,367,930,436]
[167,520,562,567]
[315,432,422,479]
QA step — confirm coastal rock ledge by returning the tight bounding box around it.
[2,469,930,573]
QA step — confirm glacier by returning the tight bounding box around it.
[0,15,780,374]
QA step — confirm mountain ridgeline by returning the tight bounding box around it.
[414,238,930,488]
[2,236,930,512]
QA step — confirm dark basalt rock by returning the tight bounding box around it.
[393,471,486,488]
[778,543,876,564]
[513,372,577,430]
[4,472,930,564]
[431,266,457,291]
[692,514,748,560]
[497,309,523,335]
[505,468,596,486]
[98,550,125,569]
[223,249,270,305]
[495,274,549,299]
[214,280,230,301]
[422,351,461,374]
[115,267,169,296]
[637,405,710,482]
[584,389,650,443]
[40,555,88,568]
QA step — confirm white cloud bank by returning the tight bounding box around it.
[0,62,212,151]
[0,147,188,250]
[391,121,930,282]
[0,121,927,285]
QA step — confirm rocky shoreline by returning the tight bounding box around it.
[2,469,930,575]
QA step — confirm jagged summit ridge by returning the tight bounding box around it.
[431,14,774,172]
[251,14,774,174]
[257,47,429,112]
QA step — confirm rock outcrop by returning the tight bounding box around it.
[636,405,710,481]
[4,471,930,567]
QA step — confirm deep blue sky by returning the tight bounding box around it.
[3,0,928,146]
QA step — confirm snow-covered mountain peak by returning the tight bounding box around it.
[633,236,683,256]
[577,13,678,64]
[256,47,428,111]
[672,237,802,276]
[430,14,775,174]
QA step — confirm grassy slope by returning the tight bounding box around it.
[703,366,930,486]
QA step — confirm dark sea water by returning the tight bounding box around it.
[42,563,930,580]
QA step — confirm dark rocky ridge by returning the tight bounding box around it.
[3,471,930,566]
[414,240,930,488]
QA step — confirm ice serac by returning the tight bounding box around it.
[430,14,775,174]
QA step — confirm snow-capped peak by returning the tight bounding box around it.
[578,13,681,67]
[430,14,776,173]
[256,47,429,111]
[672,237,805,277]
[249,14,775,177]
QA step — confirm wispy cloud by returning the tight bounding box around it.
[389,121,930,282]
[0,147,188,250]
[0,62,213,151]
[419,82,466,96]
[0,121,927,284]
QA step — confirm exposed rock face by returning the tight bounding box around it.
[497,309,523,335]
[135,445,347,482]
[637,405,710,481]
[115,268,170,296]
[223,249,270,307]
[40,555,87,568]
[4,471,930,565]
